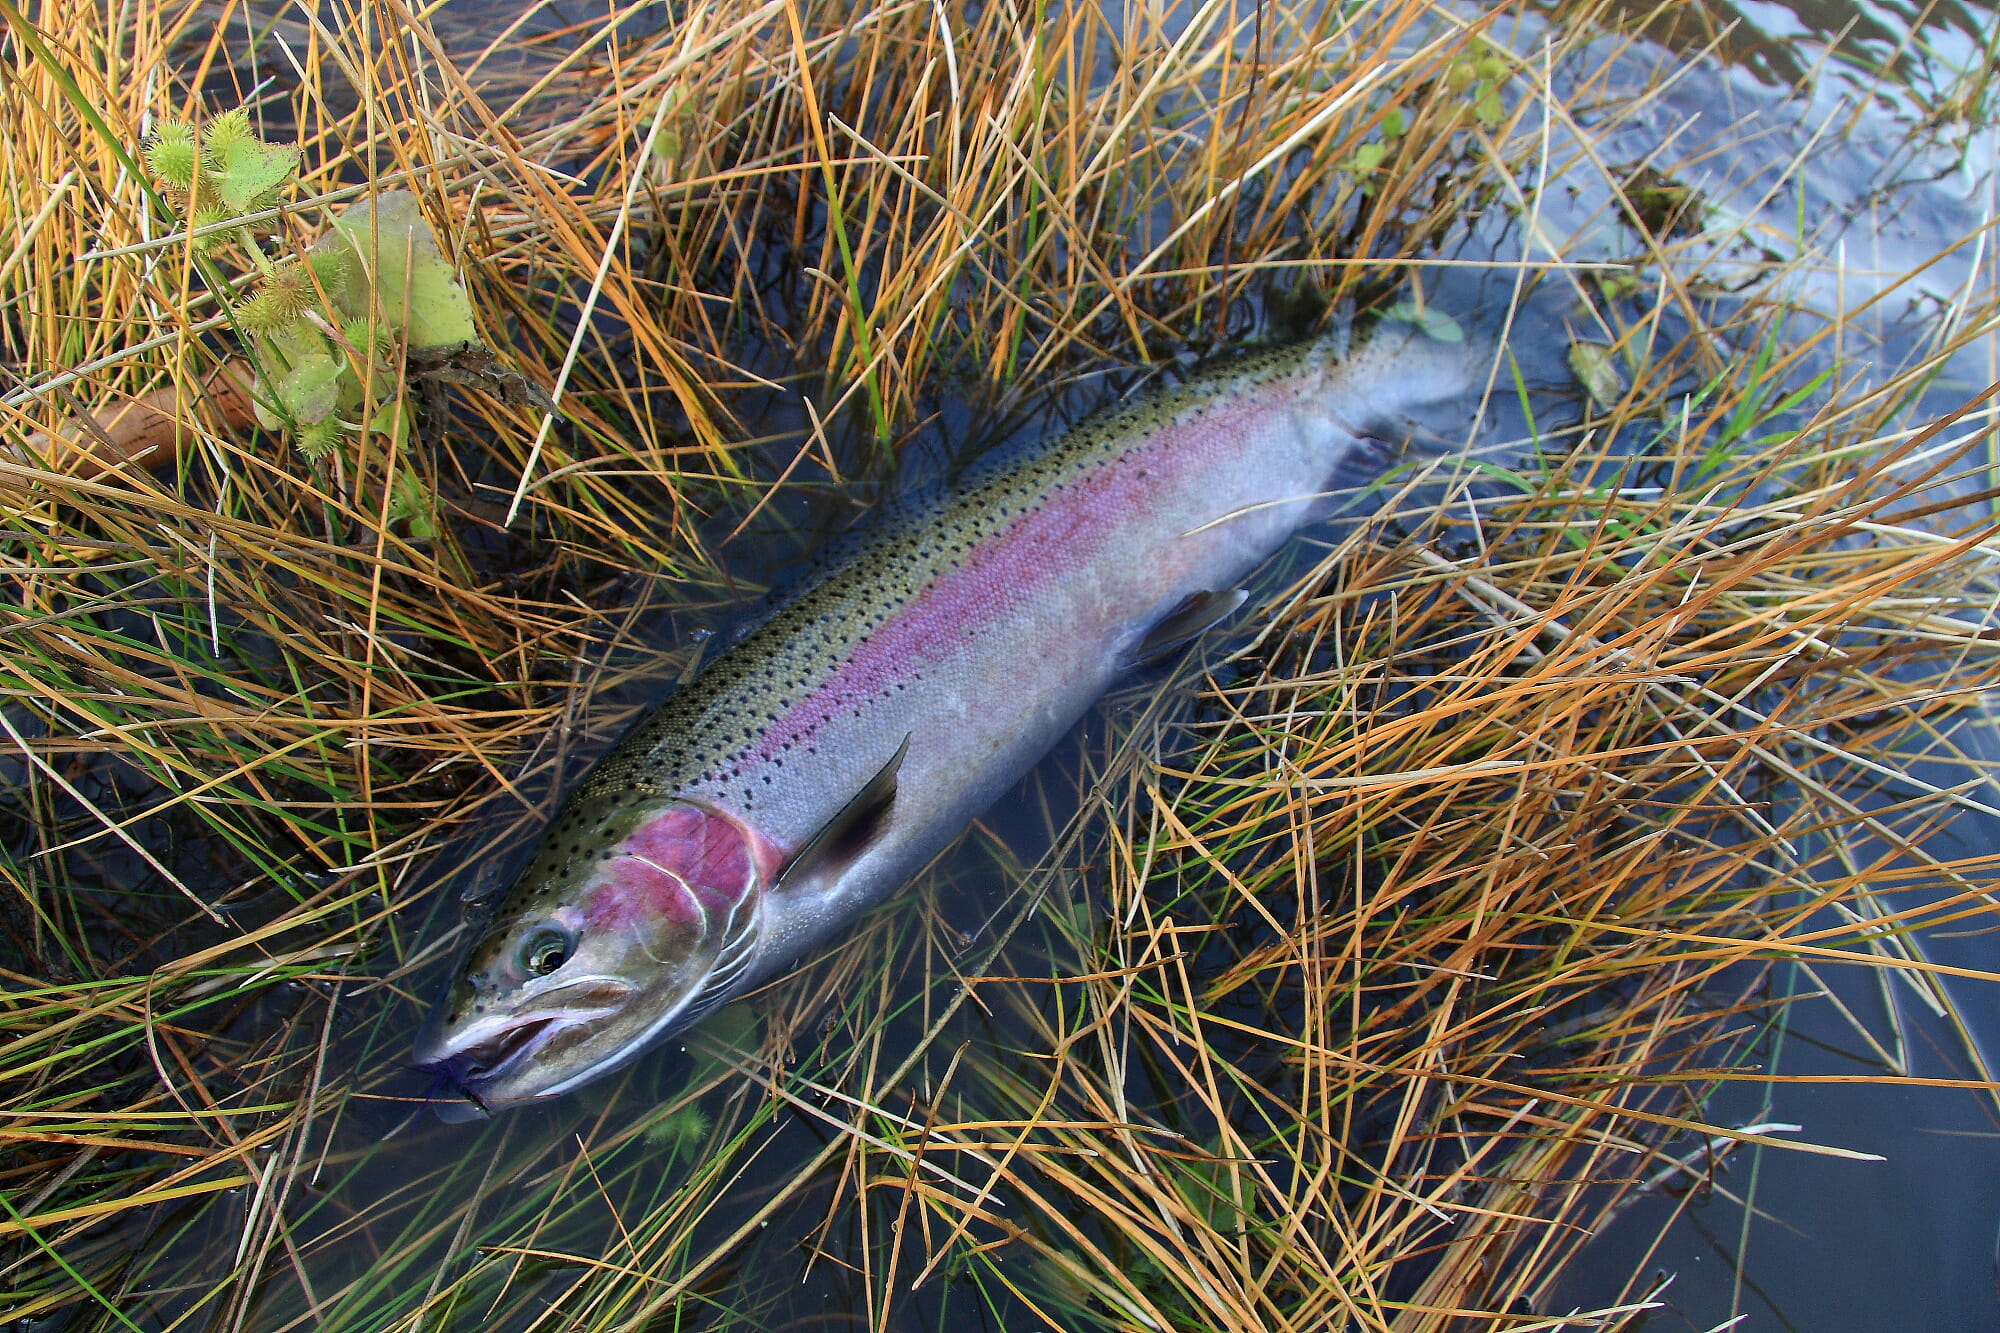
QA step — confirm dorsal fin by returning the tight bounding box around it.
[1126,589,1247,667]
[774,735,909,894]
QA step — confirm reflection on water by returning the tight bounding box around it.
[1478,3,2000,1327]
[1594,0,1997,114]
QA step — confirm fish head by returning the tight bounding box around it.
[416,799,783,1115]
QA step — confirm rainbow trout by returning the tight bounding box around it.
[416,317,1474,1113]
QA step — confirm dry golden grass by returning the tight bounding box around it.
[0,0,1996,1329]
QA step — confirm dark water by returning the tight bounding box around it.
[1554,729,2000,1328]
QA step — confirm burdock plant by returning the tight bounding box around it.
[143,108,483,532]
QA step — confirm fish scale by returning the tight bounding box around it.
[417,316,1477,1115]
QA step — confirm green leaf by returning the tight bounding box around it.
[1174,1154,1248,1235]
[275,351,346,424]
[366,399,412,445]
[212,135,299,215]
[388,467,437,540]
[1381,107,1405,139]
[1567,340,1624,411]
[1420,307,1464,343]
[316,191,478,351]
[1594,268,1644,303]
[1383,300,1465,343]
[1473,86,1505,128]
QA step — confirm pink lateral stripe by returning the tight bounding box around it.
[751,391,1283,763]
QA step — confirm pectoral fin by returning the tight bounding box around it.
[1127,589,1247,667]
[774,735,909,893]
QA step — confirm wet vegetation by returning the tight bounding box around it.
[1,0,1997,1329]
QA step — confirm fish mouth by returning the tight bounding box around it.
[419,1017,568,1109]
[452,1016,558,1081]
[421,1018,563,1122]
[417,977,640,1115]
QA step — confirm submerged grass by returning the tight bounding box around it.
[1,0,1996,1329]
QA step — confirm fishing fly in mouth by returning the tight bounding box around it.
[415,312,1480,1116]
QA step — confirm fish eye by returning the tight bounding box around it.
[520,925,573,977]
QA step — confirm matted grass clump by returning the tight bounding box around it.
[1,0,1996,1329]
